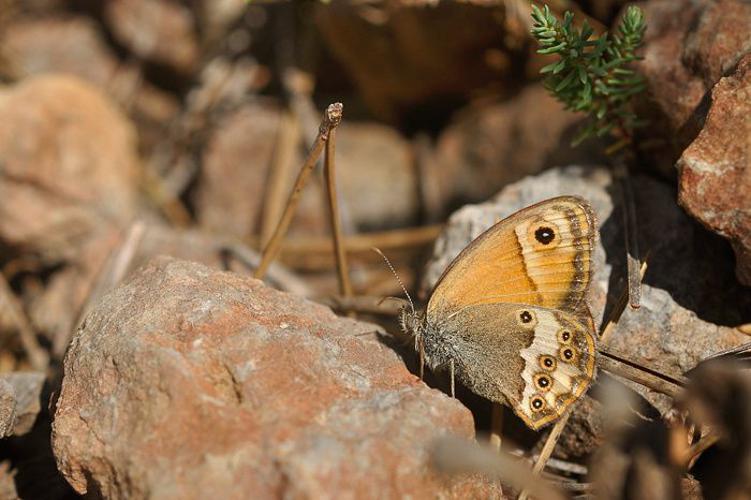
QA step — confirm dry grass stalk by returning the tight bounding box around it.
[517,412,571,500]
[247,224,442,272]
[73,222,147,342]
[430,436,566,500]
[261,110,300,246]
[600,258,649,344]
[598,349,685,399]
[614,161,642,309]
[490,403,503,451]
[254,103,343,280]
[322,109,353,301]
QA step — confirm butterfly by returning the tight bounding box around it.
[400,196,598,430]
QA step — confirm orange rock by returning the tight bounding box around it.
[678,54,751,285]
[52,257,502,498]
[633,0,751,175]
[0,74,140,261]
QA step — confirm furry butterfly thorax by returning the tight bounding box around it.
[400,196,599,430]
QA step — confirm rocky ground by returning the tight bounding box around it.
[0,1,749,499]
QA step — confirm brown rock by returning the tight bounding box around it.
[633,0,751,174]
[193,99,281,238]
[0,75,141,262]
[421,165,751,457]
[314,0,522,124]
[104,0,199,73]
[431,84,606,210]
[2,15,181,151]
[195,100,420,238]
[30,222,308,357]
[683,0,751,87]
[678,54,751,285]
[52,257,501,498]
[0,372,45,437]
[194,99,327,238]
[336,121,419,229]
[3,17,118,87]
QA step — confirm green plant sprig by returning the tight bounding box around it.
[531,4,647,147]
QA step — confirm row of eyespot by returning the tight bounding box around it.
[529,344,581,412]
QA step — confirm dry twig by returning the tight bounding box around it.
[254,103,343,279]
[261,110,300,246]
[322,107,353,300]
[598,349,685,399]
[614,161,641,309]
[518,412,572,500]
[600,258,649,344]
[431,436,566,500]
[490,403,503,451]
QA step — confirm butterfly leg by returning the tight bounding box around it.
[450,359,456,398]
[419,336,425,381]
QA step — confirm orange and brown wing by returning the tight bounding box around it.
[426,196,596,319]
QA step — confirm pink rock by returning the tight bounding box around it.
[678,54,751,285]
[52,257,501,498]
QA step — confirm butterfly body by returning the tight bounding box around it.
[402,196,598,430]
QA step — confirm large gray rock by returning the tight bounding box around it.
[52,257,501,498]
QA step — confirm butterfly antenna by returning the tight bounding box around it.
[372,247,415,315]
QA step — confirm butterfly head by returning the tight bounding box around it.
[399,307,459,372]
[399,306,425,349]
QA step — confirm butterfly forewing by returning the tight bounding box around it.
[426,196,596,320]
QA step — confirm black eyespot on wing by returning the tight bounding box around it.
[531,395,546,411]
[534,373,552,392]
[534,226,555,245]
[557,328,573,344]
[560,347,578,363]
[539,355,557,371]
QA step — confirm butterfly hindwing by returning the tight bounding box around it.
[426,196,596,320]
[429,302,597,430]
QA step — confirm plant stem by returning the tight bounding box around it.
[254,103,342,280]
[322,113,353,300]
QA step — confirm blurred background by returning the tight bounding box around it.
[0,0,750,498]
